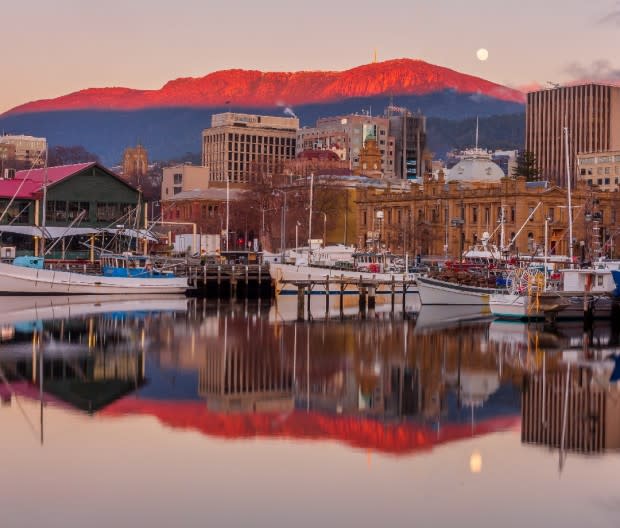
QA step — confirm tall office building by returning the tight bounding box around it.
[526,84,620,186]
[388,109,428,181]
[202,112,298,185]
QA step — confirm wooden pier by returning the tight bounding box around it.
[186,264,273,299]
[278,276,417,321]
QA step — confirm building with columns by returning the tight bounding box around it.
[355,173,620,260]
[202,112,298,185]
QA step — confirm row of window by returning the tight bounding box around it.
[204,133,295,146]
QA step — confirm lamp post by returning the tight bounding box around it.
[273,189,288,262]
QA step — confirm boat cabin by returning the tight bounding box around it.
[101,254,173,278]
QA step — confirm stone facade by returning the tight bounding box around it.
[577,150,620,192]
[356,175,620,260]
[122,144,148,182]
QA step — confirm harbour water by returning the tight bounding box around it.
[1,295,620,527]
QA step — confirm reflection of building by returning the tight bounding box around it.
[522,369,620,453]
[577,150,620,191]
[0,322,145,412]
[199,337,294,413]
[526,84,620,186]
[202,112,298,185]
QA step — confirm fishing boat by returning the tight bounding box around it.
[417,275,501,306]
[0,254,188,295]
[271,248,419,296]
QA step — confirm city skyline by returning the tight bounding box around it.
[2,0,619,113]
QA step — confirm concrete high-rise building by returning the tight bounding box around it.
[388,109,428,181]
[297,114,395,178]
[526,84,620,186]
[0,134,47,167]
[202,112,298,185]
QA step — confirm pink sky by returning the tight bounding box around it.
[1,0,619,112]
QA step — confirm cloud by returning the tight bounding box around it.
[563,59,620,82]
[598,2,620,26]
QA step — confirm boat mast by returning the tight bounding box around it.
[40,150,48,256]
[564,126,574,264]
[308,172,314,247]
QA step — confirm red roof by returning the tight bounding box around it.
[0,162,97,200]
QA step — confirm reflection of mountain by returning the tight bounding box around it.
[101,399,519,455]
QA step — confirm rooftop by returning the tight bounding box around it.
[163,188,245,201]
[0,162,96,200]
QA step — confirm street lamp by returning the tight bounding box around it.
[273,189,288,262]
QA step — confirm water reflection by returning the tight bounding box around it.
[1,297,619,459]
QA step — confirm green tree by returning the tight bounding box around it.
[512,150,540,181]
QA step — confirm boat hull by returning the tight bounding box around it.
[270,263,418,295]
[0,262,188,295]
[417,277,496,306]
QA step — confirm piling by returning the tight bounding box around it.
[359,286,367,316]
[325,277,330,318]
[368,285,376,309]
[339,274,344,319]
[297,285,305,321]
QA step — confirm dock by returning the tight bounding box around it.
[278,276,417,321]
[185,264,273,299]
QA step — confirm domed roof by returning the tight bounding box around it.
[445,149,505,183]
[297,149,341,161]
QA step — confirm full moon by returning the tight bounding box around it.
[476,48,489,61]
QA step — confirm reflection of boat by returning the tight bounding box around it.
[417,276,497,306]
[414,304,492,332]
[0,254,188,295]
[0,294,189,324]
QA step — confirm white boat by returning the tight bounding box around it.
[0,255,188,295]
[490,263,620,320]
[417,276,498,306]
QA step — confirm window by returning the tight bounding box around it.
[547,207,554,222]
[511,207,515,223]
[605,178,610,185]
[472,207,478,223]
[173,173,182,185]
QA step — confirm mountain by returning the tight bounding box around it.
[3,59,524,115]
[0,59,525,163]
